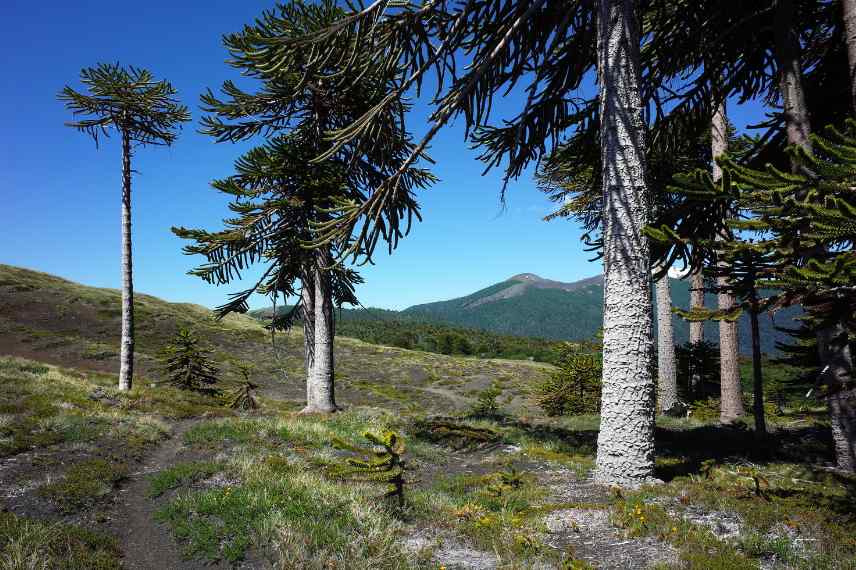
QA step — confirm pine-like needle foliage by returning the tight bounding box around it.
[331,430,406,507]
[58,62,190,147]
[159,329,220,393]
[534,340,602,416]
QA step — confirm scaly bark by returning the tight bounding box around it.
[711,100,745,424]
[303,248,337,413]
[749,291,767,436]
[776,0,855,470]
[842,0,856,111]
[300,270,316,410]
[655,269,678,412]
[118,127,134,391]
[594,0,656,487]
[688,269,705,394]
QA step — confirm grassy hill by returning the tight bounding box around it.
[402,273,802,354]
[0,264,551,415]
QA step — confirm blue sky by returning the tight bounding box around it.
[0,0,766,311]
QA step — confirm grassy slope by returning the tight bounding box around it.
[2,264,854,569]
[0,263,551,415]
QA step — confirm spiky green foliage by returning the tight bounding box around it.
[534,340,602,416]
[675,340,720,401]
[331,430,406,507]
[470,382,503,418]
[58,62,190,147]
[227,361,259,410]
[159,329,219,393]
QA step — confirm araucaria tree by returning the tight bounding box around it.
[176,0,432,413]
[159,328,220,393]
[263,0,661,485]
[58,63,190,391]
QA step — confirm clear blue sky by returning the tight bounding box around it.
[0,1,765,311]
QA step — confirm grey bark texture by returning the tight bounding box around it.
[302,248,338,413]
[711,100,744,424]
[688,269,705,393]
[836,0,856,473]
[300,271,316,409]
[688,270,705,345]
[842,0,856,111]
[774,0,855,470]
[655,269,678,412]
[819,319,856,470]
[593,0,657,487]
[774,0,812,157]
[118,127,134,392]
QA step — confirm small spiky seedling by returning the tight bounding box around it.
[159,328,219,393]
[227,361,258,410]
[332,430,406,507]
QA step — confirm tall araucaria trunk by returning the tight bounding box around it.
[818,323,856,471]
[118,127,134,391]
[842,0,856,111]
[777,0,855,470]
[688,269,705,394]
[749,291,767,436]
[836,0,856,473]
[655,268,678,412]
[594,0,656,487]
[302,247,337,413]
[300,269,316,410]
[688,270,705,346]
[711,100,744,424]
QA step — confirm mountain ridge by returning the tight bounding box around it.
[401,272,800,354]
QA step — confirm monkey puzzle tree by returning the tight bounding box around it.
[58,63,190,391]
[173,135,363,413]
[722,122,856,471]
[182,0,432,413]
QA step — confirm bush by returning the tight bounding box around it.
[534,341,601,416]
[470,382,503,417]
[159,328,219,393]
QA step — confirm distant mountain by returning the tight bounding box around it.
[402,273,802,355]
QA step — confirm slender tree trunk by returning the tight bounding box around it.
[118,128,134,391]
[655,269,677,412]
[774,0,812,157]
[842,0,856,111]
[777,0,855,470]
[711,100,744,423]
[688,269,705,394]
[302,248,337,413]
[300,270,316,409]
[688,270,705,346]
[594,0,656,487]
[749,295,767,436]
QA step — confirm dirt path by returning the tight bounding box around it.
[108,420,227,570]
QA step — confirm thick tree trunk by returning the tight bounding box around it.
[688,269,705,394]
[711,100,745,423]
[749,299,767,436]
[842,0,856,111]
[817,323,856,471]
[302,248,337,413]
[300,270,316,408]
[118,128,134,391]
[594,0,656,487]
[655,269,677,412]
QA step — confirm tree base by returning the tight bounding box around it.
[298,404,341,415]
